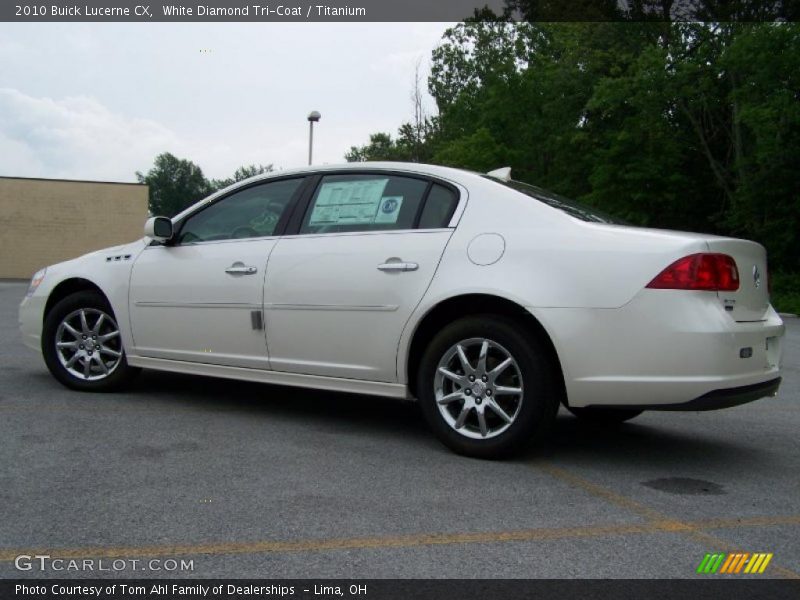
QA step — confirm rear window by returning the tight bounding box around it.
[488,177,625,225]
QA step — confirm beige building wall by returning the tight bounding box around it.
[0,177,148,279]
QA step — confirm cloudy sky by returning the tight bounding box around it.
[0,23,450,182]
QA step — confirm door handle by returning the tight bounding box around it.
[225,262,258,275]
[377,261,419,272]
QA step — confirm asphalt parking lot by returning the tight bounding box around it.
[1,280,798,579]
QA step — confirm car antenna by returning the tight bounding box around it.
[486,167,512,182]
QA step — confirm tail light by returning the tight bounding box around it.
[646,253,739,291]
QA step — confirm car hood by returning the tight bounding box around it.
[45,238,148,273]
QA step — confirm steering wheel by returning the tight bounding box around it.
[231,226,259,239]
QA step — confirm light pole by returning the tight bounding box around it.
[307,111,321,165]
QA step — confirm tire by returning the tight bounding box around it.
[42,290,139,392]
[567,406,643,424]
[417,315,560,459]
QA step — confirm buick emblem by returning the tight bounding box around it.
[753,265,761,288]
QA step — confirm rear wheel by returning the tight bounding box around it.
[567,406,643,424]
[417,315,559,459]
[42,291,139,391]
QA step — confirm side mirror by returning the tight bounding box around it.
[144,216,173,242]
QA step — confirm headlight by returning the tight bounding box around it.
[26,268,47,297]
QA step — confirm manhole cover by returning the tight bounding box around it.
[641,477,725,495]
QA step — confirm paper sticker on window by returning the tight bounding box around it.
[309,178,389,225]
[374,196,403,224]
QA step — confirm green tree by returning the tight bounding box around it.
[138,157,278,217]
[432,127,510,171]
[424,20,663,195]
[136,153,211,217]
[345,133,410,162]
[579,30,693,227]
[210,164,273,192]
[719,24,800,270]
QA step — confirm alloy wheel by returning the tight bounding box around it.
[55,308,122,381]
[434,337,524,439]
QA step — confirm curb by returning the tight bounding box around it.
[778,312,798,319]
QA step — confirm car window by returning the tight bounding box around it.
[299,174,428,235]
[418,184,458,229]
[177,178,303,244]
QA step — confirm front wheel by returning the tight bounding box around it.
[417,316,559,459]
[42,291,139,391]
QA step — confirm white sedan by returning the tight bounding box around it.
[19,163,785,457]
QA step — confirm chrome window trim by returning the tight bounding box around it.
[144,235,281,249]
[280,228,453,241]
[291,170,465,237]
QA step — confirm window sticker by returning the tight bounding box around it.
[374,196,403,224]
[309,178,389,225]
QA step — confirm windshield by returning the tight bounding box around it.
[487,177,626,225]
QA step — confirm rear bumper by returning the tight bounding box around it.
[531,290,785,409]
[589,377,782,412]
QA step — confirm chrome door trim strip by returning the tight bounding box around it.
[134,301,262,310]
[135,301,399,312]
[263,303,399,312]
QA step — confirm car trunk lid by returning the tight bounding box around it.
[705,238,770,322]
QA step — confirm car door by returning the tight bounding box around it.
[264,172,461,382]
[128,176,306,369]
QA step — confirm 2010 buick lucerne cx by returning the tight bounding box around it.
[19,163,785,457]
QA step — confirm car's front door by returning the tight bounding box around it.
[128,177,306,369]
[264,173,461,382]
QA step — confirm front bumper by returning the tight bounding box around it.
[18,293,45,353]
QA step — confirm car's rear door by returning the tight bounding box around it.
[263,172,461,382]
[128,176,307,369]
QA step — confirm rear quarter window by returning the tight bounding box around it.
[418,184,458,229]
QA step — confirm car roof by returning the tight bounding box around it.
[240,162,482,186]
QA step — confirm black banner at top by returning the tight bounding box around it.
[2,0,799,22]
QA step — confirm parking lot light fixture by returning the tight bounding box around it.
[307,111,321,165]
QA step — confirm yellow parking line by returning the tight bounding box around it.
[1,514,799,563]
[535,464,676,522]
[533,462,800,579]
